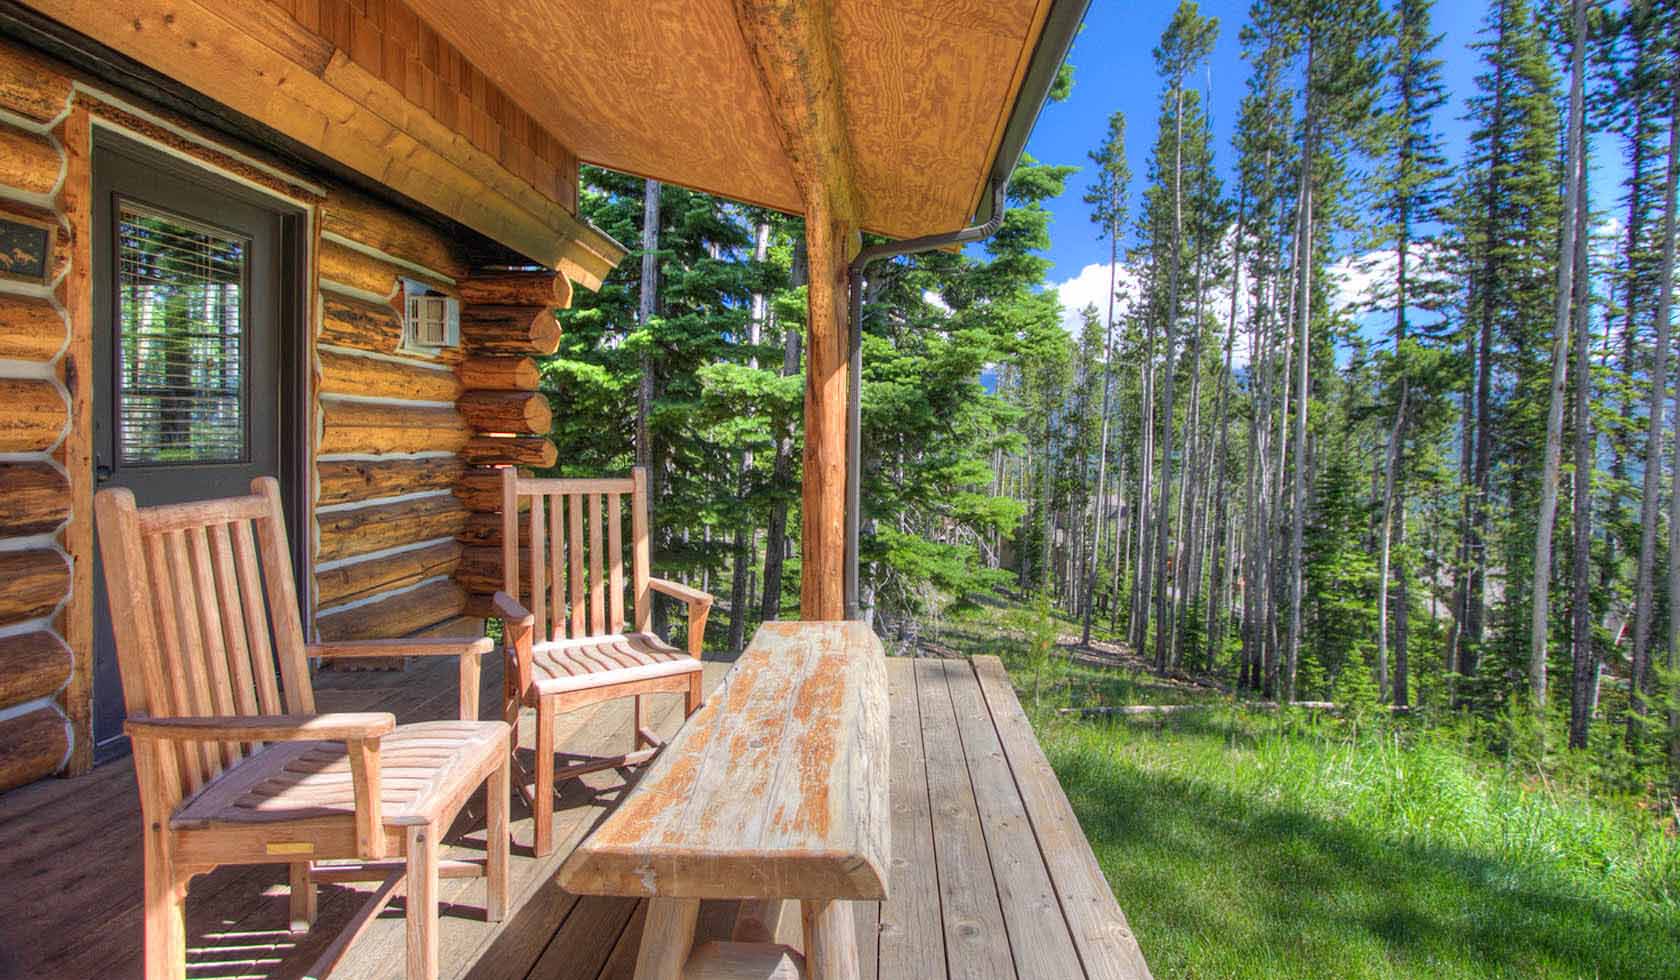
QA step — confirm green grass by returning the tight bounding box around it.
[930,604,1680,979]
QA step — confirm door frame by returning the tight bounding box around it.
[89,127,313,756]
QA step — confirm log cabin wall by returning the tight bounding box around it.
[0,47,78,792]
[311,193,482,655]
[0,25,597,790]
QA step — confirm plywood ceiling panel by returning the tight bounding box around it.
[403,0,1053,239]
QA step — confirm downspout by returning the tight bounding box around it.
[844,179,1009,620]
[840,0,1089,622]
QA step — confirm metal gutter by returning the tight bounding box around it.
[843,0,1092,620]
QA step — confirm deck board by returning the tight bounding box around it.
[0,652,1149,980]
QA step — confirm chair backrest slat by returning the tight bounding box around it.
[187,525,241,768]
[500,469,651,643]
[231,519,283,715]
[608,493,624,634]
[142,531,207,791]
[547,492,565,641]
[209,523,261,726]
[567,492,585,638]
[165,529,224,780]
[586,493,605,635]
[94,477,316,800]
[633,469,651,634]
[529,493,548,644]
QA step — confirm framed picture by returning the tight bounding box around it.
[0,208,56,286]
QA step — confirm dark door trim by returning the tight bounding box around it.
[89,129,312,757]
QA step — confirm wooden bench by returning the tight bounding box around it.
[559,620,889,980]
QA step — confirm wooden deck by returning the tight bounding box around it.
[0,652,1149,980]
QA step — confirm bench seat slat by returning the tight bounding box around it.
[558,621,890,902]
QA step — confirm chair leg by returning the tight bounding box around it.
[486,752,510,921]
[142,839,186,980]
[634,694,649,749]
[686,671,704,717]
[288,861,317,932]
[406,823,440,980]
[534,697,555,858]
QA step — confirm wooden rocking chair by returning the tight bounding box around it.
[489,466,711,856]
[94,478,511,980]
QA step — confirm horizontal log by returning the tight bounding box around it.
[0,378,66,452]
[458,272,569,309]
[457,390,552,435]
[0,630,71,709]
[0,44,73,123]
[315,578,468,643]
[0,706,66,791]
[319,399,470,456]
[0,461,70,536]
[321,187,467,280]
[317,456,465,507]
[460,305,560,356]
[318,238,401,299]
[461,436,557,468]
[0,123,60,197]
[319,348,462,402]
[454,467,530,513]
[456,511,529,548]
[0,293,65,361]
[317,494,468,563]
[1056,701,1412,717]
[455,546,509,596]
[320,292,400,352]
[458,355,540,391]
[0,548,68,626]
[316,540,463,610]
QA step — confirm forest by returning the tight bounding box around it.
[549,0,1680,808]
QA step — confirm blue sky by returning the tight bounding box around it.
[1019,0,1626,323]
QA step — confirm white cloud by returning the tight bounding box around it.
[1045,261,1141,336]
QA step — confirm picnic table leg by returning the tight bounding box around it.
[633,897,699,980]
[802,899,860,980]
[732,898,790,943]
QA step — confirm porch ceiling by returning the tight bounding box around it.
[401,0,1056,240]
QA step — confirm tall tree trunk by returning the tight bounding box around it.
[1284,53,1317,702]
[637,179,664,634]
[1376,389,1409,701]
[760,241,807,620]
[1084,225,1122,646]
[1152,79,1188,673]
[1568,141,1594,749]
[1533,0,1586,710]
[1631,85,1680,743]
[728,221,771,652]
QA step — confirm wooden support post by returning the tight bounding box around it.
[800,213,852,620]
[734,0,861,621]
[801,899,861,980]
[633,897,699,980]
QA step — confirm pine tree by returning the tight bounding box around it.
[1082,111,1131,646]
[1366,0,1451,707]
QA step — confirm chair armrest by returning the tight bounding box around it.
[489,591,535,711]
[489,591,534,628]
[125,712,396,742]
[648,578,712,658]
[308,637,495,659]
[648,577,713,608]
[128,713,395,859]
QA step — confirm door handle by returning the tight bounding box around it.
[95,460,112,484]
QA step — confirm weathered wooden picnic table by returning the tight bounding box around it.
[559,619,889,980]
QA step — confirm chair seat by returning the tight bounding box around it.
[528,631,702,696]
[172,720,508,829]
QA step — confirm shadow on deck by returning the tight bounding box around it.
[0,653,1149,979]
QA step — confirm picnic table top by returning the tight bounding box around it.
[558,620,890,902]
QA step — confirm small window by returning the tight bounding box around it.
[402,279,459,351]
[116,203,248,466]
